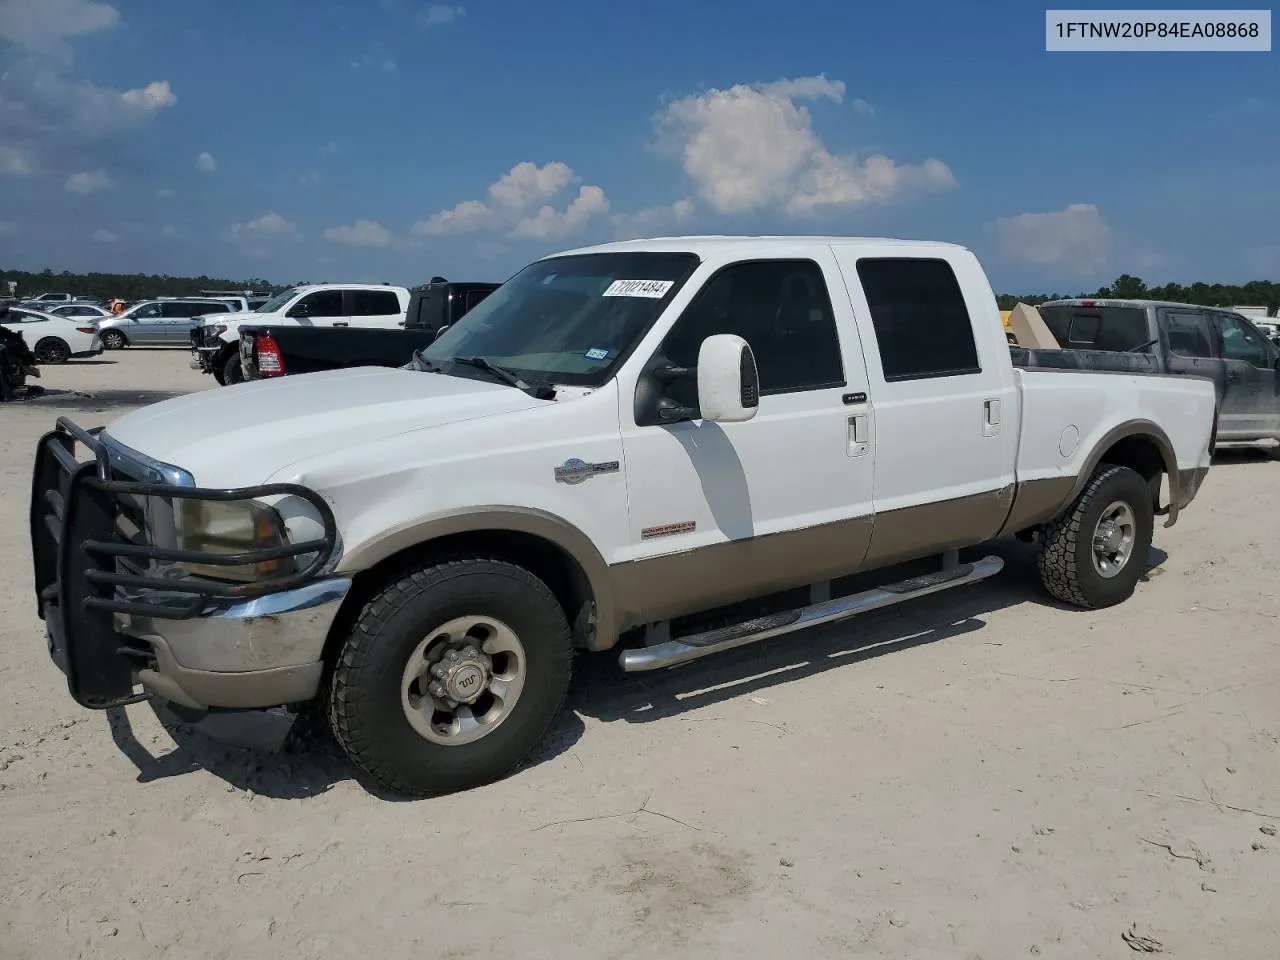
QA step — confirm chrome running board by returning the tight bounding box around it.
[618,555,1004,672]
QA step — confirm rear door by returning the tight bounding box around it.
[1210,311,1280,440]
[833,251,1019,568]
[345,288,405,329]
[1157,306,1225,402]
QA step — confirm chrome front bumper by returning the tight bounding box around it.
[114,577,352,710]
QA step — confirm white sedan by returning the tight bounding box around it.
[2,307,103,363]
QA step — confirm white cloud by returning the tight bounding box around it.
[654,74,954,216]
[323,219,394,247]
[510,185,610,240]
[155,187,173,197]
[0,0,119,59]
[92,228,119,243]
[991,203,1111,272]
[225,212,299,255]
[65,168,110,193]
[119,79,176,110]
[412,161,598,238]
[0,221,16,236]
[418,4,465,27]
[161,225,177,237]
[0,146,33,175]
[196,151,217,172]
[318,141,345,157]
[612,197,696,240]
[0,2,176,174]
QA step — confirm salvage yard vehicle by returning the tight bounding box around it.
[1038,298,1280,443]
[190,283,410,385]
[239,279,499,380]
[3,306,103,363]
[30,236,1217,797]
[96,299,235,350]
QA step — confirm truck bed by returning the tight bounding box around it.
[1009,345,1162,375]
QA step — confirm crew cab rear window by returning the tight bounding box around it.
[856,258,980,381]
[349,290,402,316]
[1039,305,1151,352]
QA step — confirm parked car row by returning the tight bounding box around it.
[0,305,103,363]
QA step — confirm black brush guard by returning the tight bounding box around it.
[31,417,338,709]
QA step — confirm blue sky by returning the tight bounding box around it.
[0,0,1276,293]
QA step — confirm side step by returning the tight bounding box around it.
[618,555,1004,672]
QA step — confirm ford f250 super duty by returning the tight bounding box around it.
[30,236,1218,797]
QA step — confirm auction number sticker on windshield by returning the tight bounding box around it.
[602,279,673,299]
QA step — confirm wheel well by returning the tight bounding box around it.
[322,529,597,666]
[1097,435,1166,506]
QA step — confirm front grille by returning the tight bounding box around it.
[31,417,338,708]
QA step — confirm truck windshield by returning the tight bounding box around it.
[416,252,699,387]
[256,289,299,313]
[1039,304,1152,352]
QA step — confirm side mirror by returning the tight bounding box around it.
[287,303,310,319]
[696,334,759,423]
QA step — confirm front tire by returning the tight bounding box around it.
[1037,465,1154,608]
[327,558,573,797]
[100,329,127,350]
[221,349,244,385]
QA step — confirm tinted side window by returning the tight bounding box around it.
[856,258,979,381]
[1217,314,1270,367]
[465,288,492,311]
[349,290,402,316]
[1162,310,1214,358]
[295,290,345,318]
[133,303,162,319]
[659,259,844,396]
[1038,305,1150,352]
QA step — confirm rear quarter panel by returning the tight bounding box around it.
[1015,369,1216,485]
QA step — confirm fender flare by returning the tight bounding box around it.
[1068,419,1181,527]
[337,505,619,648]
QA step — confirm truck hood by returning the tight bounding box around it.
[103,367,548,486]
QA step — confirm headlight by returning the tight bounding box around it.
[177,499,294,583]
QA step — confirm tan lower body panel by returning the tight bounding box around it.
[609,486,1025,629]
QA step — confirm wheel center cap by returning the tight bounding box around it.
[442,660,489,703]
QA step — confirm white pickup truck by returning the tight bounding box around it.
[31,236,1217,797]
[190,283,410,384]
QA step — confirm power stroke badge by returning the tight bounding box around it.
[554,458,620,484]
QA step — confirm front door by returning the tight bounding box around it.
[288,289,348,327]
[618,249,876,623]
[1211,311,1280,440]
[128,303,168,345]
[833,252,1018,568]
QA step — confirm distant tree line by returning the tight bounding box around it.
[1,268,289,301]
[997,275,1280,315]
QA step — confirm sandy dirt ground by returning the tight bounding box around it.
[2,349,1279,960]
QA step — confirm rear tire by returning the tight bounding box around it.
[221,349,244,385]
[327,558,573,797]
[33,337,71,364]
[1037,465,1153,609]
[100,330,127,350]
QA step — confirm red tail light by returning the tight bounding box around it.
[77,326,96,334]
[256,334,285,376]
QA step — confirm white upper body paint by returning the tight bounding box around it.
[103,236,1218,574]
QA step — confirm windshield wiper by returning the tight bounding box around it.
[452,356,555,399]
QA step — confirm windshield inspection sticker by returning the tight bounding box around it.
[584,347,609,361]
[602,279,673,299]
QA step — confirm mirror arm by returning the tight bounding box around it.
[653,363,695,383]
